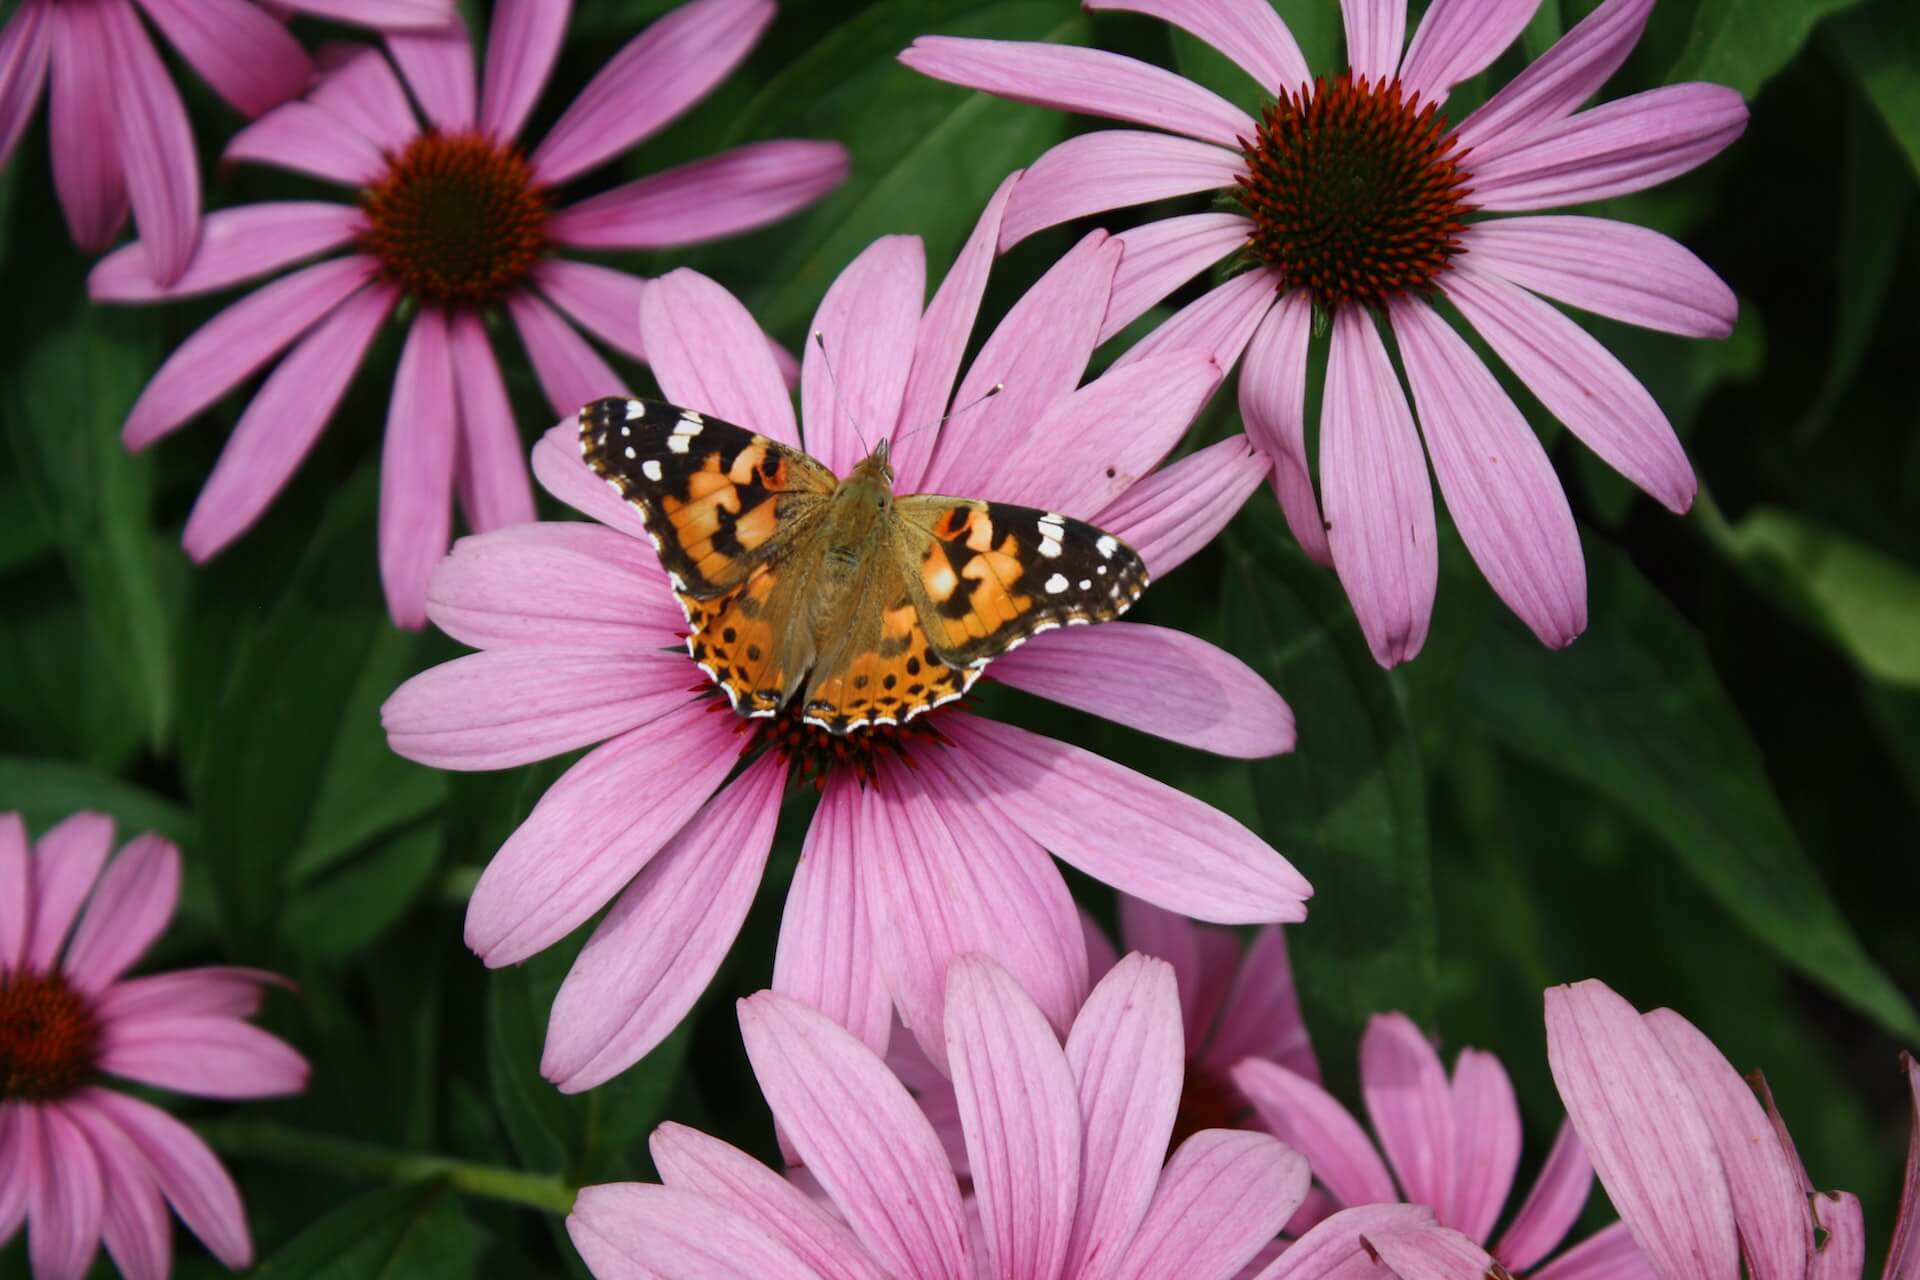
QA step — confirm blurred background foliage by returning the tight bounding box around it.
[2,0,1917,1273]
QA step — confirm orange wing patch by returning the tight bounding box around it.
[800,596,977,734]
[681,568,802,718]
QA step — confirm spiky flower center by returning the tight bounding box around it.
[730,696,955,790]
[1237,73,1475,309]
[0,969,102,1101]
[1170,1062,1249,1152]
[358,131,549,309]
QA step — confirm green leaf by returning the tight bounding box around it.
[0,756,189,842]
[1667,0,1867,99]
[253,1181,479,1280]
[488,925,693,1184]
[2,306,178,749]
[1459,535,1920,1041]
[1827,0,1920,181]
[704,0,1084,340]
[283,823,447,965]
[1701,498,1920,688]
[1225,509,1436,1087]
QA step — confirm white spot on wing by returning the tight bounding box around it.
[624,446,637,459]
[625,400,645,420]
[641,459,663,481]
[1096,535,1118,559]
[1078,579,1091,590]
[667,434,690,454]
[1039,537,1062,558]
[1044,572,1069,594]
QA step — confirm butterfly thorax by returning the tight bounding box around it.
[818,447,896,580]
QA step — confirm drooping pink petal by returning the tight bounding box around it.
[1360,1013,1455,1219]
[650,1124,891,1280]
[59,833,178,993]
[446,312,536,533]
[1643,1008,1812,1280]
[549,140,849,251]
[223,101,388,187]
[801,235,925,475]
[423,522,680,651]
[94,967,284,1023]
[90,203,362,303]
[1388,295,1584,648]
[920,231,1121,495]
[1240,290,1330,567]
[1543,980,1739,1280]
[277,0,455,28]
[738,991,971,1280]
[1085,0,1311,98]
[531,0,773,185]
[80,1091,249,1268]
[984,349,1221,515]
[1115,1130,1310,1280]
[1888,1054,1920,1280]
[463,700,741,966]
[1461,216,1736,338]
[1251,1204,1437,1280]
[307,44,419,154]
[939,714,1311,924]
[892,171,1016,493]
[383,649,695,770]
[543,754,784,1093]
[1341,0,1407,84]
[62,1100,170,1280]
[637,268,798,446]
[1443,263,1694,513]
[386,16,475,131]
[1446,1049,1521,1244]
[24,1104,104,1280]
[1001,133,1244,253]
[133,0,308,117]
[49,3,129,253]
[24,810,115,971]
[857,755,1087,1067]
[122,254,377,449]
[479,0,567,140]
[1529,1221,1657,1280]
[900,37,1256,150]
[773,777,893,1058]
[1320,306,1437,668]
[379,309,457,629]
[1109,266,1276,373]
[1202,925,1317,1082]
[1397,0,1538,104]
[529,425,661,546]
[182,282,398,561]
[1490,1119,1592,1272]
[1093,434,1272,578]
[1103,211,1252,342]
[1454,0,1652,160]
[1363,1224,1504,1280]
[99,1013,308,1098]
[0,814,28,970]
[0,1,53,172]
[506,289,629,417]
[535,260,647,363]
[1061,954,1183,1280]
[993,622,1294,758]
[944,956,1081,1280]
[1806,1192,1864,1280]
[568,1183,818,1279]
[1472,83,1748,212]
[1234,1057,1398,1209]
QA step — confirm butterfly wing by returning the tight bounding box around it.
[579,396,836,598]
[895,496,1150,668]
[798,551,978,734]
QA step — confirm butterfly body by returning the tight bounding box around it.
[580,397,1149,734]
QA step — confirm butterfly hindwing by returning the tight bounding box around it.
[798,550,978,733]
[896,496,1150,668]
[579,396,835,598]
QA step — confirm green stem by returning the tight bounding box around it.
[197,1119,576,1215]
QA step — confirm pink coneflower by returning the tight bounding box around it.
[381,181,1307,1094]
[902,0,1747,666]
[574,953,1291,1279]
[90,0,849,628]
[1546,979,1920,1280]
[0,0,451,286]
[0,812,308,1280]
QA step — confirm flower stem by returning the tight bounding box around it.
[197,1119,576,1214]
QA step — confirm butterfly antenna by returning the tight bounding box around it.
[889,382,1003,450]
[812,331,873,457]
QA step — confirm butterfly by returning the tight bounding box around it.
[578,396,1151,734]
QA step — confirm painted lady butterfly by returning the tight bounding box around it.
[580,397,1150,734]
